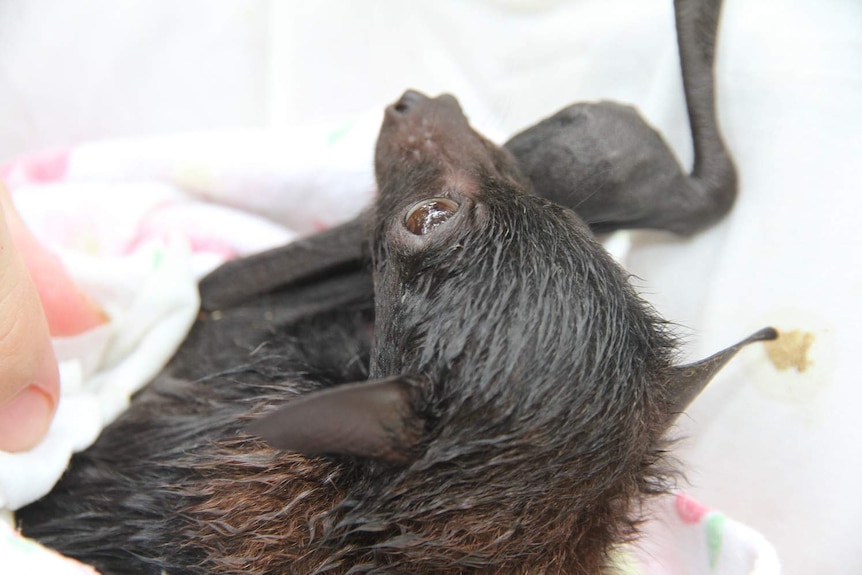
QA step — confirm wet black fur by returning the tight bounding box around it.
[18,93,681,575]
[18,287,376,573]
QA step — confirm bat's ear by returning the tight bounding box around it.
[665,327,778,421]
[247,376,426,464]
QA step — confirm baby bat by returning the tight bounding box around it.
[17,0,774,574]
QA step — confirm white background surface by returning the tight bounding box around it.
[1,1,860,574]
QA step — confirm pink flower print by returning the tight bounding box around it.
[24,149,69,182]
[0,148,69,186]
[675,493,710,524]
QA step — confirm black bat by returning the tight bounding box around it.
[17,1,774,574]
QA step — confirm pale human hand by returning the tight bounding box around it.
[0,183,60,452]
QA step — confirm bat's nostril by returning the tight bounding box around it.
[393,90,428,113]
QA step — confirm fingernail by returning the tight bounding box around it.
[0,385,54,452]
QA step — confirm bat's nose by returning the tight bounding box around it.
[385,90,465,122]
[387,90,429,116]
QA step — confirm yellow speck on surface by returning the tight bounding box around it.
[764,330,814,372]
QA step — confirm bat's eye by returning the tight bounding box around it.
[404,198,460,235]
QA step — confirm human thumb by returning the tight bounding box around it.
[0,184,60,452]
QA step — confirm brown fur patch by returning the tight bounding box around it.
[182,437,348,574]
[179,426,671,575]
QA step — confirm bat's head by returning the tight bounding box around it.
[249,90,775,571]
[368,90,677,459]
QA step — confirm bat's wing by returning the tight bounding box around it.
[506,0,735,237]
[199,215,369,311]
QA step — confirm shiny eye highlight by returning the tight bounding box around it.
[404,198,460,235]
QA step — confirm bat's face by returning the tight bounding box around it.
[369,89,674,472]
